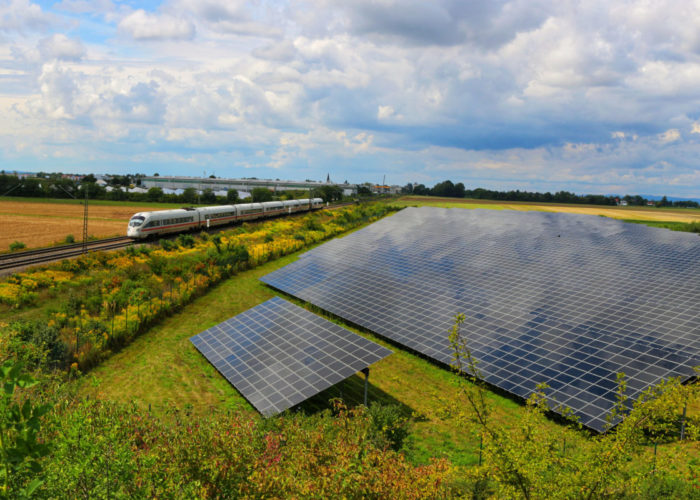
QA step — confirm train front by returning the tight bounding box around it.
[127,214,147,238]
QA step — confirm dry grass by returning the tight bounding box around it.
[0,200,164,250]
[398,196,700,222]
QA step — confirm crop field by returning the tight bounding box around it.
[397,196,700,223]
[0,198,183,250]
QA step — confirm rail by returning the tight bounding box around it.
[0,237,134,272]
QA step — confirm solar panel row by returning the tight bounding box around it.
[261,207,700,431]
[190,296,392,416]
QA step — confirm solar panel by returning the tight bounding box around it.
[261,207,700,431]
[190,296,392,416]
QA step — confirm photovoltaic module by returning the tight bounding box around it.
[190,297,392,416]
[261,207,700,431]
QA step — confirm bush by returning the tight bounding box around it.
[159,239,176,251]
[177,234,195,248]
[9,241,26,251]
[41,400,451,498]
[65,234,75,243]
[367,402,411,451]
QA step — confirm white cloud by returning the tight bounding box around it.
[38,34,85,61]
[0,0,53,32]
[3,0,700,198]
[377,105,393,119]
[118,9,195,41]
[658,129,681,143]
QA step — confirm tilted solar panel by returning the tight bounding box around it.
[190,296,392,416]
[261,207,700,431]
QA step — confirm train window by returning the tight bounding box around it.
[129,216,145,227]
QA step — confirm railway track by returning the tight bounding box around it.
[0,236,134,273]
[0,201,360,274]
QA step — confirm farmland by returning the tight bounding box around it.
[397,196,700,222]
[3,195,698,252]
[0,198,185,250]
[0,197,698,497]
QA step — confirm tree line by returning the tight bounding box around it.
[0,172,346,204]
[404,179,700,208]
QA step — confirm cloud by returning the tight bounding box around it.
[3,0,700,198]
[0,0,53,32]
[118,9,195,41]
[658,129,681,143]
[38,34,85,61]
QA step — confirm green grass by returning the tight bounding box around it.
[622,219,700,233]
[0,196,187,209]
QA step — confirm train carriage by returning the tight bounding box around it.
[199,205,238,229]
[127,197,327,239]
[235,202,265,222]
[127,208,200,238]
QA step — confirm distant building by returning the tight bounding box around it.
[141,175,357,196]
[371,184,401,194]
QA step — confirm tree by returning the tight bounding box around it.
[315,185,343,203]
[251,187,273,202]
[182,188,197,204]
[147,187,164,202]
[454,182,466,198]
[201,188,217,204]
[412,184,429,195]
[447,314,699,499]
[226,189,239,204]
[431,180,456,197]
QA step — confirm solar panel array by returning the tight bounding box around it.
[190,296,392,416]
[261,207,700,431]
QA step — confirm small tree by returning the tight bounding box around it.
[448,314,699,499]
[0,361,50,497]
[226,189,239,204]
[251,187,273,202]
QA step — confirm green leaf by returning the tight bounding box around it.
[23,477,43,497]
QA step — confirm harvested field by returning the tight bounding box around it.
[0,199,173,250]
[398,196,700,222]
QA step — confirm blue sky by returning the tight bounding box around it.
[1,0,700,197]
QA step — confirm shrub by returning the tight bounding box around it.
[367,402,411,451]
[159,239,176,251]
[9,241,26,252]
[65,234,75,243]
[177,234,195,248]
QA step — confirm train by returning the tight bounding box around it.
[127,198,325,239]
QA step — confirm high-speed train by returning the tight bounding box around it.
[127,198,324,239]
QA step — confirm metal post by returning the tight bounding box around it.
[82,187,88,254]
[362,367,369,406]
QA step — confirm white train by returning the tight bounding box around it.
[127,198,324,239]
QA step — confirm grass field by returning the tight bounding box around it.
[68,198,699,472]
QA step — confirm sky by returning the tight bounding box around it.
[1,1,700,197]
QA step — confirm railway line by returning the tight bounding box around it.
[0,236,134,273]
[0,201,358,274]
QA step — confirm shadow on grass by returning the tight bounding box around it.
[291,372,416,417]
